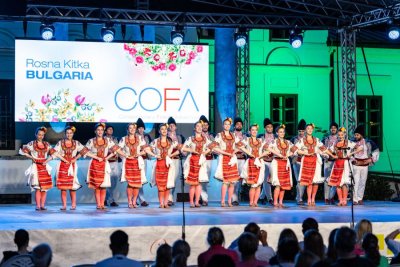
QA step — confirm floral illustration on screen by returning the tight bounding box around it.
[19,88,105,122]
[123,43,204,73]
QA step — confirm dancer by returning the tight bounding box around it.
[104,125,120,207]
[212,117,242,207]
[181,121,212,208]
[136,118,152,207]
[351,125,380,205]
[150,123,181,208]
[83,123,120,210]
[119,123,155,208]
[327,127,361,206]
[199,115,215,206]
[20,126,55,211]
[322,122,339,204]
[232,117,246,206]
[294,123,335,206]
[258,118,274,205]
[239,124,266,207]
[167,117,185,206]
[268,125,294,207]
[53,126,86,210]
[290,119,306,205]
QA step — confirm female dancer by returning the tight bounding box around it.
[268,125,294,207]
[83,123,120,209]
[20,126,55,211]
[328,127,361,206]
[53,126,86,210]
[150,123,181,208]
[212,117,242,207]
[181,121,212,208]
[239,124,266,207]
[119,123,156,208]
[294,123,336,206]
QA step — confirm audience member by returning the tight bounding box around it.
[354,219,373,256]
[299,218,324,251]
[331,226,374,267]
[294,250,319,267]
[362,233,389,267]
[237,232,269,267]
[312,228,339,267]
[303,230,325,261]
[31,243,52,267]
[0,229,30,264]
[384,228,400,265]
[269,228,298,265]
[171,239,190,267]
[198,227,239,267]
[270,238,299,267]
[152,244,172,267]
[206,254,235,267]
[95,230,143,267]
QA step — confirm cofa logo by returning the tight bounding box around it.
[114,87,199,112]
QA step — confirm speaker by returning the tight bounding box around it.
[176,193,189,202]
[0,0,27,16]
[0,194,31,204]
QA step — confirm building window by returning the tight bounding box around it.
[357,95,383,150]
[209,92,215,133]
[270,94,298,137]
[0,80,15,150]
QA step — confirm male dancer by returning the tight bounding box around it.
[167,117,185,206]
[199,115,214,206]
[232,117,246,206]
[351,125,380,205]
[258,118,274,205]
[105,125,120,207]
[136,118,152,207]
[322,122,339,205]
[290,119,306,205]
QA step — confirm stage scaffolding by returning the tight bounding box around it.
[235,39,250,131]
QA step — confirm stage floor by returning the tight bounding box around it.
[1,200,399,231]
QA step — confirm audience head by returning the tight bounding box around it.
[327,228,339,261]
[238,232,259,260]
[109,230,129,256]
[31,243,52,267]
[172,253,188,267]
[277,238,299,264]
[207,227,225,246]
[14,229,29,250]
[362,233,381,266]
[171,239,190,267]
[155,244,172,267]
[206,254,235,267]
[355,219,372,244]
[302,218,319,235]
[304,229,325,260]
[294,250,319,267]
[334,227,357,254]
[279,228,299,243]
[244,222,261,236]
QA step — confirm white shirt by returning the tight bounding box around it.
[234,245,276,262]
[95,254,144,267]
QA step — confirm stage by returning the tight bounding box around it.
[0,201,399,267]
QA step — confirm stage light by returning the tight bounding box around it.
[289,29,303,48]
[101,25,115,42]
[171,26,184,45]
[388,26,400,40]
[40,24,55,40]
[234,29,248,48]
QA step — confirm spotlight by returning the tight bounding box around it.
[40,24,55,40]
[234,29,248,48]
[289,29,303,48]
[101,25,115,42]
[388,27,400,40]
[171,26,184,45]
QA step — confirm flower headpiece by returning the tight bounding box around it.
[339,127,346,132]
[39,126,47,133]
[223,117,233,124]
[70,126,76,133]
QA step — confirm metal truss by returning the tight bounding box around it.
[351,2,400,28]
[236,42,250,131]
[340,30,357,136]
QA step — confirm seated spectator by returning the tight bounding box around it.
[384,228,400,265]
[152,244,172,267]
[198,227,239,267]
[354,219,372,256]
[362,233,389,267]
[312,228,339,267]
[172,239,190,267]
[303,230,324,261]
[269,228,298,265]
[294,250,319,267]
[238,232,269,267]
[299,218,325,252]
[331,226,374,267]
[31,243,52,267]
[1,229,30,264]
[230,222,275,262]
[95,230,143,267]
[270,238,299,267]
[206,254,235,267]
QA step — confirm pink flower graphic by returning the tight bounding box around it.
[41,94,51,105]
[52,117,59,122]
[169,64,176,71]
[196,45,203,53]
[144,48,151,56]
[153,54,160,61]
[75,95,85,105]
[136,56,144,64]
[152,65,159,71]
[189,51,196,59]
[99,119,108,122]
[129,48,137,56]
[159,63,166,70]
[169,52,177,61]
[185,59,191,65]
[179,49,186,57]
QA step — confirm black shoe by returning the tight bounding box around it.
[268,199,274,206]
[104,201,109,206]
[202,201,208,206]
[199,199,204,205]
[259,198,267,205]
[167,201,174,206]
[141,201,149,207]
[110,202,119,207]
[232,201,239,206]
[297,200,304,205]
